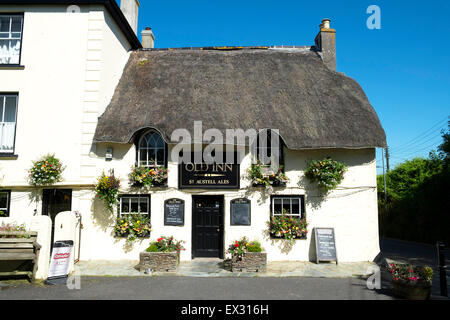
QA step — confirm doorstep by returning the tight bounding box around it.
[75,259,377,278]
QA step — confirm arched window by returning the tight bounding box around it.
[137,130,166,167]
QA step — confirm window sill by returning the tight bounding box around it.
[0,65,25,70]
[252,181,287,188]
[0,153,18,159]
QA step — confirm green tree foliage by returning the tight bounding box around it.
[378,120,450,244]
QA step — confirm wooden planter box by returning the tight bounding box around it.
[114,230,150,239]
[139,251,179,272]
[392,280,432,300]
[231,252,267,273]
[0,231,41,281]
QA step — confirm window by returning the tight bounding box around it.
[254,129,284,168]
[271,195,304,218]
[0,14,23,65]
[0,94,18,152]
[119,195,150,215]
[0,190,11,217]
[137,130,167,167]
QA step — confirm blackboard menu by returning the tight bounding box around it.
[314,228,338,264]
[230,198,251,226]
[164,198,185,226]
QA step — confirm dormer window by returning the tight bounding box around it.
[137,130,167,167]
[0,14,23,65]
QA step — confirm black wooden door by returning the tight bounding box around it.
[42,189,72,246]
[192,196,224,258]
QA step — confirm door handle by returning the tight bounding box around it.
[216,228,220,232]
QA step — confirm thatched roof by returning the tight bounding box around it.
[94,47,386,149]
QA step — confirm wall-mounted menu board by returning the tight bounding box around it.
[230,198,251,226]
[164,198,185,226]
[314,228,338,264]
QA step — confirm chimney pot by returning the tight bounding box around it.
[322,19,331,29]
[141,27,155,49]
[315,18,336,71]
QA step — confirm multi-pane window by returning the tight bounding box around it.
[0,190,11,217]
[272,196,303,218]
[119,195,150,215]
[0,94,18,152]
[138,130,166,167]
[0,15,23,65]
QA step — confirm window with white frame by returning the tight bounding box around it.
[0,94,18,152]
[0,14,23,65]
[119,195,150,215]
[137,130,166,167]
[0,190,11,217]
[271,196,304,218]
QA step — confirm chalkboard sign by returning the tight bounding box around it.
[230,198,251,226]
[164,198,185,226]
[314,228,338,264]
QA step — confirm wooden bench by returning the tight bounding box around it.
[0,231,41,281]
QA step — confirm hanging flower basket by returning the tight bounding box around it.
[128,166,168,189]
[95,170,121,212]
[304,157,346,194]
[27,154,65,186]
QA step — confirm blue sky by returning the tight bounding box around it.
[124,0,450,171]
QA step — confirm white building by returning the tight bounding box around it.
[0,0,386,272]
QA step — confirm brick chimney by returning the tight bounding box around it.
[315,19,336,71]
[141,27,155,49]
[120,0,140,35]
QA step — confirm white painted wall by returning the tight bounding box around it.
[0,5,131,187]
[78,146,380,263]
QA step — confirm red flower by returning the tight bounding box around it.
[157,238,163,242]
[234,243,239,247]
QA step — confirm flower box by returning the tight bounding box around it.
[139,251,180,272]
[114,230,150,239]
[392,280,432,300]
[252,180,286,188]
[231,252,267,273]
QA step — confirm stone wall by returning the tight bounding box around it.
[231,252,267,272]
[139,251,179,272]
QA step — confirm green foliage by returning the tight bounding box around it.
[268,210,308,244]
[129,166,168,189]
[114,214,151,244]
[227,237,262,259]
[378,120,450,244]
[305,157,347,193]
[146,236,185,253]
[387,263,433,284]
[246,159,289,192]
[0,210,6,217]
[0,222,30,238]
[27,154,65,186]
[95,170,121,212]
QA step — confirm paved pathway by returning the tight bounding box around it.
[75,258,376,278]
